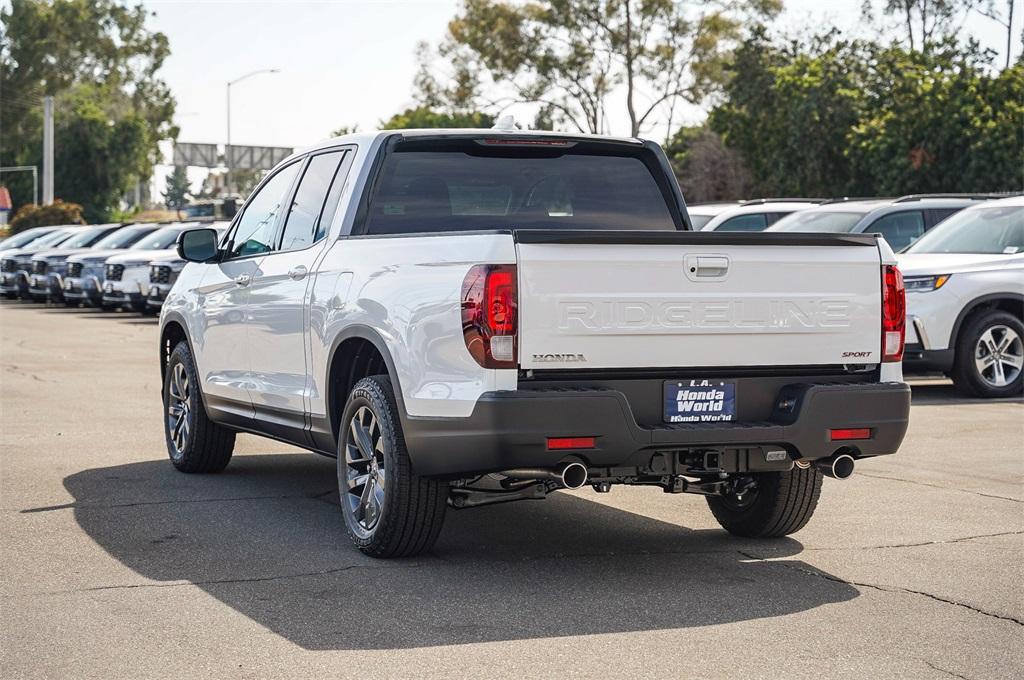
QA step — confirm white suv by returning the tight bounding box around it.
[899,196,1023,398]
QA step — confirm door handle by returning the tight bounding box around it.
[695,256,729,277]
[234,274,251,287]
[288,265,308,281]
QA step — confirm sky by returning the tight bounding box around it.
[141,0,1019,192]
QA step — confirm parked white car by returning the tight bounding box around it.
[699,199,822,231]
[899,196,1023,397]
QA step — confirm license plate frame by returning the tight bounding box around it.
[663,380,737,424]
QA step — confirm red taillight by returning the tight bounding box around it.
[830,428,872,441]
[546,437,596,450]
[882,265,905,362]
[462,264,517,369]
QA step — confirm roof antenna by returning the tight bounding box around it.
[491,114,520,131]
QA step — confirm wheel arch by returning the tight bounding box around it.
[949,293,1024,348]
[325,325,407,447]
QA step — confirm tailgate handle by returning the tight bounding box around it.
[691,256,730,278]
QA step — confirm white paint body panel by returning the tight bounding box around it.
[899,252,1024,350]
[306,234,518,419]
[517,242,885,369]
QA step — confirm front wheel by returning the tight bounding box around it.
[950,310,1023,398]
[163,341,235,473]
[707,466,823,538]
[338,375,448,558]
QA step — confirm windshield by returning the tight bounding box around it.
[92,226,156,249]
[769,210,866,233]
[689,214,715,229]
[28,229,77,248]
[1,228,55,249]
[131,226,185,250]
[59,226,113,248]
[905,205,1023,254]
[364,143,677,234]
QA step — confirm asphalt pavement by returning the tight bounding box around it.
[1,301,1021,679]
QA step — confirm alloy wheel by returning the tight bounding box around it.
[166,362,191,456]
[343,405,387,534]
[974,324,1023,388]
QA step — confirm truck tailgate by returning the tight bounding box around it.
[515,231,883,370]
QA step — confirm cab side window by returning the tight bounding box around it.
[226,161,301,258]
[869,210,925,251]
[279,151,345,251]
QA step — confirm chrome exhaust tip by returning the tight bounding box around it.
[559,462,588,490]
[816,453,855,480]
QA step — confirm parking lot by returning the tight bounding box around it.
[1,300,1021,679]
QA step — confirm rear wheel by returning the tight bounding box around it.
[338,375,448,558]
[707,466,823,537]
[163,341,235,473]
[950,310,1023,398]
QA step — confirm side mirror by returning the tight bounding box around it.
[177,228,220,263]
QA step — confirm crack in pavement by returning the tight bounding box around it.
[738,550,1024,627]
[858,471,1023,504]
[924,660,972,680]
[18,563,422,598]
[16,490,338,514]
[797,530,1024,552]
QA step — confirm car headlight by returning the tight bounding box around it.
[904,274,951,292]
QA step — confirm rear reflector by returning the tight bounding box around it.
[546,437,596,450]
[830,428,872,441]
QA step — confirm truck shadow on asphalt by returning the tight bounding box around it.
[60,454,857,650]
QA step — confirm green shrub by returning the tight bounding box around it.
[8,200,87,233]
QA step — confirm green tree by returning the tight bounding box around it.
[0,0,176,216]
[847,43,1024,194]
[863,0,985,53]
[420,0,781,136]
[162,165,191,218]
[666,126,753,202]
[49,84,153,222]
[380,106,495,129]
[708,30,865,196]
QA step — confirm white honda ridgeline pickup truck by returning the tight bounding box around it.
[160,128,911,557]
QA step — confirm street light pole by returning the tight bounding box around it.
[225,68,279,196]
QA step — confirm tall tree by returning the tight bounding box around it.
[862,0,984,52]
[162,166,191,219]
[418,0,781,137]
[975,0,1018,68]
[0,0,176,216]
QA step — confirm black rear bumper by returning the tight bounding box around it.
[403,381,911,477]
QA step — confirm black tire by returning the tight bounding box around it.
[163,340,235,473]
[707,466,823,538]
[950,309,1024,398]
[337,375,448,558]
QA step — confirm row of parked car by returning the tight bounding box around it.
[0,221,228,312]
[0,193,1020,398]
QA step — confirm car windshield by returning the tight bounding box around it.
[904,205,1024,254]
[131,226,185,250]
[688,214,715,229]
[59,226,113,248]
[29,229,77,248]
[364,142,677,234]
[92,226,156,249]
[0,228,55,249]
[769,210,866,233]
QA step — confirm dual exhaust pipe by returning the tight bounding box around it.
[500,455,853,488]
[499,462,589,490]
